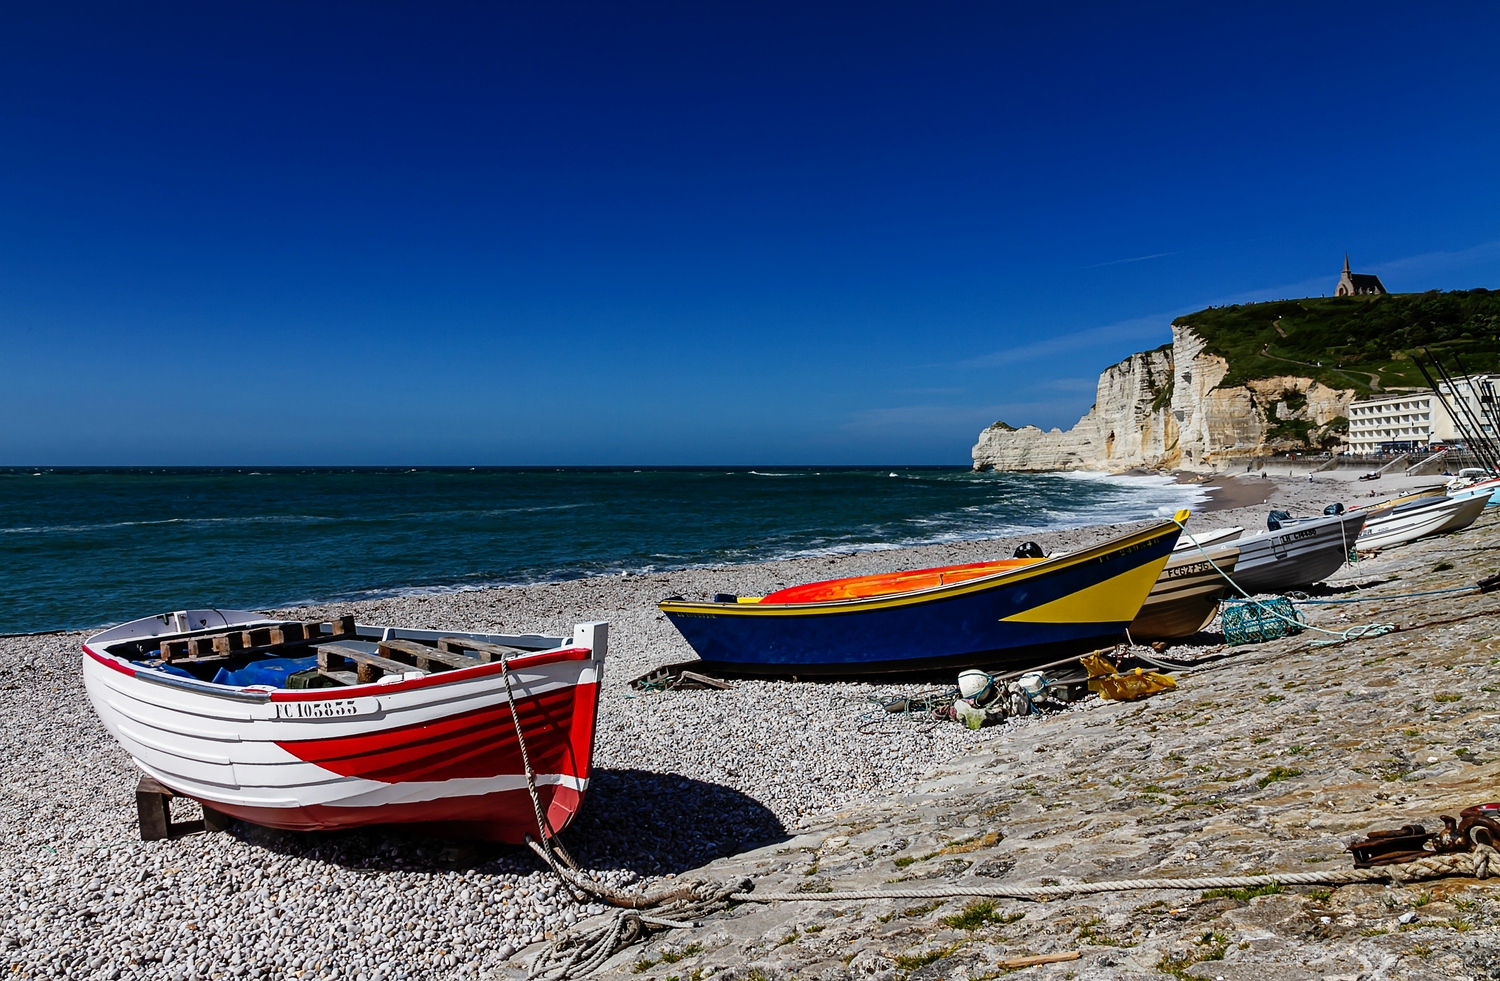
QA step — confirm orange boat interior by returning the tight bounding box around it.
[757,557,1043,604]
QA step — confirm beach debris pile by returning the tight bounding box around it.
[1348,802,1500,868]
[934,669,1078,729]
[917,648,1183,730]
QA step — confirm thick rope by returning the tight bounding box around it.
[732,844,1496,903]
[528,877,749,981]
[499,656,589,901]
[1290,584,1479,605]
[525,844,1496,979]
[1172,517,1396,645]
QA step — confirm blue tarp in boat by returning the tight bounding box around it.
[213,655,319,688]
[146,662,197,679]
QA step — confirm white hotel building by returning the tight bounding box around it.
[1345,375,1500,455]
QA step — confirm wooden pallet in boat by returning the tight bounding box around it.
[159,616,356,663]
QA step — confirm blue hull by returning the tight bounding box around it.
[660,522,1182,675]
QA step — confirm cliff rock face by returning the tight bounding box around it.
[972,324,1356,472]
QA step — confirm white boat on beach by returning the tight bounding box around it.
[83,610,607,842]
[1445,468,1493,492]
[1355,494,1487,552]
[1223,510,1368,594]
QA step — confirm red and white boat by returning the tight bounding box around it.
[82,609,607,842]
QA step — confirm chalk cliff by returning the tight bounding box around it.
[971,324,1357,472]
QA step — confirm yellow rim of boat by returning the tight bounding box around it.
[658,510,1189,617]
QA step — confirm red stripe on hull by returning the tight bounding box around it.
[276,683,597,784]
[200,785,584,843]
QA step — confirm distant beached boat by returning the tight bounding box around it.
[657,513,1187,675]
[83,610,606,842]
[1448,473,1500,507]
[1445,468,1492,492]
[1356,494,1487,551]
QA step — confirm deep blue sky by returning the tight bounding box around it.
[3,3,1498,465]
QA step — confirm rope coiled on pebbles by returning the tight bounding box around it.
[527,874,749,981]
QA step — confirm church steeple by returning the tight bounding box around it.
[1336,254,1386,297]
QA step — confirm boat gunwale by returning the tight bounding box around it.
[82,635,598,704]
[1149,546,1240,592]
[659,518,1184,617]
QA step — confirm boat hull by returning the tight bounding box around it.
[1357,495,1486,551]
[1434,493,1490,533]
[1228,512,1367,594]
[660,519,1184,675]
[83,616,607,842]
[1128,544,1238,640]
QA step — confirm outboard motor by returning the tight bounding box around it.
[1013,541,1046,559]
[1324,502,1346,515]
[1267,510,1292,531]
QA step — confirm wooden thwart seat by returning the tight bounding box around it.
[304,637,494,686]
[316,643,417,684]
[437,637,532,662]
[377,638,482,672]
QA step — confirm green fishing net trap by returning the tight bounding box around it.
[1220,597,1304,646]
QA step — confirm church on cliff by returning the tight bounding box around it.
[1335,254,1386,296]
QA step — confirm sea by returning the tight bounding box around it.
[0,467,1208,635]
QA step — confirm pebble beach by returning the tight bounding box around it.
[3,472,1498,980]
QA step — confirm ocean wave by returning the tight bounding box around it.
[0,514,341,535]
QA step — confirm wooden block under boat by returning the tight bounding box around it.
[437,637,531,663]
[377,638,482,672]
[317,643,423,684]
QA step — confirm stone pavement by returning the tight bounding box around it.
[549,512,1500,981]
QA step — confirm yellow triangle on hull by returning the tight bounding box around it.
[1001,553,1171,624]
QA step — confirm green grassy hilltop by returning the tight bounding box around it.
[1173,289,1500,395]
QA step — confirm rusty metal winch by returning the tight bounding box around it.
[1348,803,1500,867]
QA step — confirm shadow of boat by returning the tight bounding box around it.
[220,768,788,877]
[562,768,788,875]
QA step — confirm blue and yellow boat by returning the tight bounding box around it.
[658,512,1189,675]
